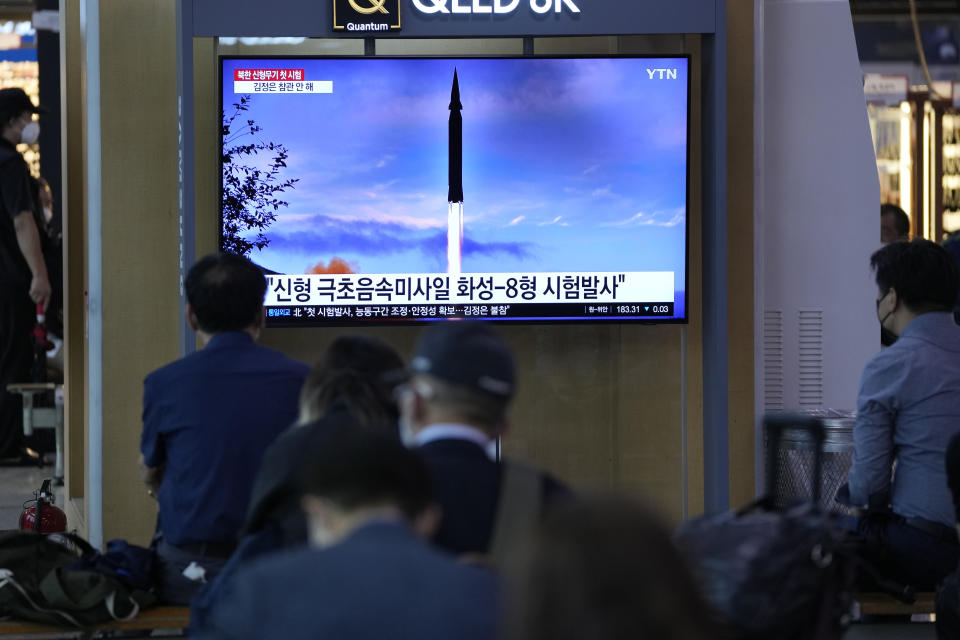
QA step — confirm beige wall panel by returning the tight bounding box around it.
[726,0,756,509]
[195,37,219,258]
[97,0,180,545]
[685,34,705,518]
[62,0,86,517]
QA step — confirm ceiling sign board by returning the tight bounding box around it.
[193,0,717,38]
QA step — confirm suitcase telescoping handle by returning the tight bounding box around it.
[763,413,827,504]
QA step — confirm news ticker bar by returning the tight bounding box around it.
[265,302,676,325]
[265,271,675,307]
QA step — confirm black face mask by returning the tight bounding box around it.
[876,290,897,346]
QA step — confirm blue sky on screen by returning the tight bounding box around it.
[221,57,688,284]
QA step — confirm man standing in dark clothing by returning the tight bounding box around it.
[0,88,50,461]
[398,322,570,558]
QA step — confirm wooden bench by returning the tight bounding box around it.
[856,591,936,617]
[0,606,190,639]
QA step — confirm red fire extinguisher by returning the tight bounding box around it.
[20,478,67,534]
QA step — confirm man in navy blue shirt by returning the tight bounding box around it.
[846,239,960,589]
[194,428,500,640]
[139,253,309,604]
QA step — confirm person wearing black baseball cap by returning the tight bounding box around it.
[397,322,570,558]
[0,88,50,462]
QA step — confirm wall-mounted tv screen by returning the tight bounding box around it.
[220,56,690,325]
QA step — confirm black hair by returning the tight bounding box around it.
[185,253,267,333]
[298,335,405,428]
[881,204,910,239]
[0,108,26,130]
[870,239,960,313]
[299,428,433,520]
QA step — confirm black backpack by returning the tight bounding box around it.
[0,531,156,627]
[675,414,857,640]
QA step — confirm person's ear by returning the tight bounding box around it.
[250,306,265,339]
[888,287,899,311]
[412,504,442,540]
[185,304,200,332]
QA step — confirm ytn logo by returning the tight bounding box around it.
[411,0,580,15]
[647,68,678,80]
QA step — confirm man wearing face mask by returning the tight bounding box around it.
[844,239,960,590]
[0,88,50,462]
[397,322,570,558]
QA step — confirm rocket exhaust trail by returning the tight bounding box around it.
[448,202,463,274]
[447,69,463,274]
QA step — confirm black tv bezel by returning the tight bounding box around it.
[218,53,692,327]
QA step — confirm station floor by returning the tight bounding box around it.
[0,466,943,638]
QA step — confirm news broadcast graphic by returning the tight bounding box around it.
[220,56,690,325]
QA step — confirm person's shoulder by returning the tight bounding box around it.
[250,343,310,376]
[862,341,908,374]
[144,354,194,388]
[0,146,27,173]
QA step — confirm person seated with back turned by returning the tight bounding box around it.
[844,239,960,589]
[139,253,309,605]
[398,322,570,558]
[189,335,406,631]
[243,334,406,544]
[194,428,500,640]
[504,495,719,640]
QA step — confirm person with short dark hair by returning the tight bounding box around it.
[398,322,570,557]
[504,496,718,640]
[845,239,960,589]
[881,203,910,244]
[194,430,500,640]
[0,88,50,463]
[139,253,309,605]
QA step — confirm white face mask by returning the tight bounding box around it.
[42,207,52,223]
[20,120,39,145]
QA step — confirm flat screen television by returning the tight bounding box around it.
[220,56,690,325]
